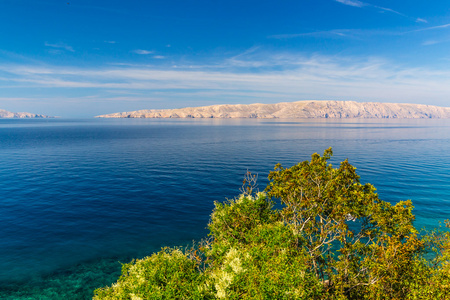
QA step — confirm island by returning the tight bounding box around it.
[0,109,52,118]
[96,100,450,119]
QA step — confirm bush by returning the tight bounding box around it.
[94,149,450,299]
[93,248,211,299]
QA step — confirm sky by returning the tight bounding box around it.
[1,0,450,117]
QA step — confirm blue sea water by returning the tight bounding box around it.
[0,118,449,299]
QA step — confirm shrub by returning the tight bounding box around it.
[94,149,450,299]
[93,248,211,299]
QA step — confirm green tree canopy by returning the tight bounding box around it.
[94,149,450,299]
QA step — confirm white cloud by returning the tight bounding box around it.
[2,53,450,106]
[422,40,438,46]
[335,0,365,7]
[374,5,405,17]
[0,97,35,102]
[422,37,450,46]
[132,49,153,55]
[104,41,116,44]
[269,29,353,39]
[44,42,75,52]
[271,21,450,41]
[153,55,165,59]
[335,0,421,22]
[416,18,428,23]
[410,23,450,33]
[92,96,163,102]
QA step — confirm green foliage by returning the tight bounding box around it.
[265,148,425,298]
[409,221,450,299]
[93,248,211,299]
[94,149,450,299]
[208,192,278,246]
[206,193,323,299]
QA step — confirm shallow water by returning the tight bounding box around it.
[0,118,449,299]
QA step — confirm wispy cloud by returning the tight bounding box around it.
[269,29,356,39]
[0,97,36,102]
[421,36,450,46]
[90,96,163,102]
[270,21,450,41]
[132,49,153,55]
[416,18,428,23]
[422,40,439,46]
[1,52,450,107]
[335,0,365,8]
[44,42,75,52]
[410,23,450,33]
[104,41,116,44]
[379,7,405,17]
[335,0,422,22]
[153,55,165,59]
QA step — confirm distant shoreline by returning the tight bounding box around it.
[96,100,450,119]
[0,109,53,119]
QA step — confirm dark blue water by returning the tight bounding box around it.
[0,118,449,299]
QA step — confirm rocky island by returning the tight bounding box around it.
[96,100,450,119]
[0,109,52,118]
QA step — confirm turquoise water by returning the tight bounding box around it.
[0,118,449,299]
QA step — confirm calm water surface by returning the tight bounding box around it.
[0,118,449,299]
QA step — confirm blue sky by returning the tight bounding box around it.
[1,0,450,117]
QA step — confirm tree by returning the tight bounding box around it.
[94,149,449,299]
[265,148,424,298]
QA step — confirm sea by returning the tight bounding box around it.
[0,118,449,299]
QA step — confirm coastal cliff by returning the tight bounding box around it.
[0,109,52,119]
[96,101,450,119]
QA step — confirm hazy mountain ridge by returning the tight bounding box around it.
[0,109,52,119]
[96,101,450,119]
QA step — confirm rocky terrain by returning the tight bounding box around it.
[96,101,450,119]
[0,109,52,118]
